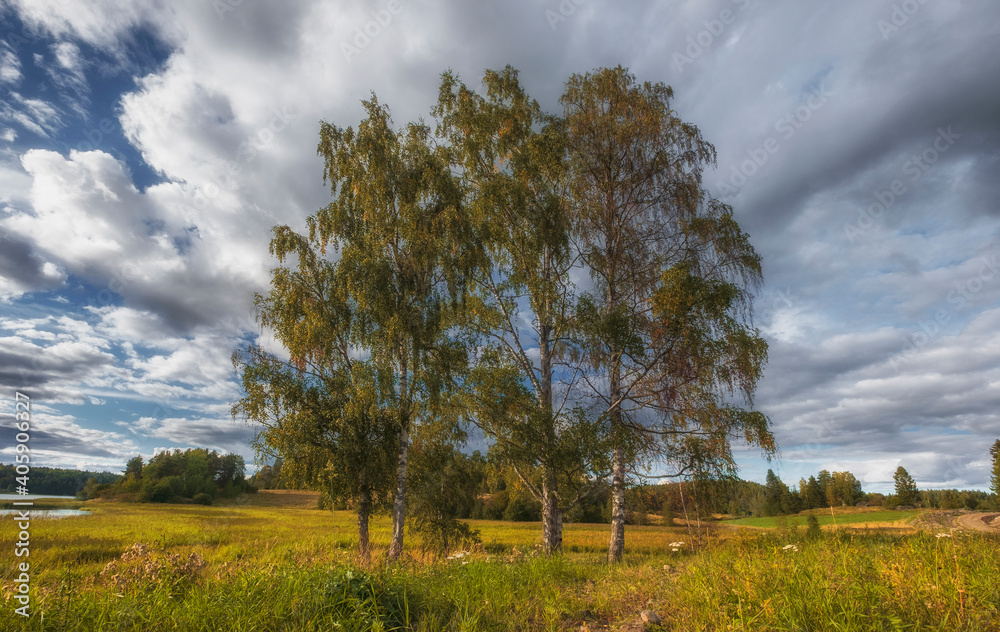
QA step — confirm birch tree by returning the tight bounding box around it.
[314,96,467,560]
[232,226,398,562]
[434,67,607,554]
[561,66,774,562]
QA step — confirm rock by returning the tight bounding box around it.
[640,609,661,624]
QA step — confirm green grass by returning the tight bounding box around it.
[1,493,997,630]
[724,509,920,528]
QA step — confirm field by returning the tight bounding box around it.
[2,491,999,631]
[722,507,921,529]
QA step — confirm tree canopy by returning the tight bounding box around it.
[234,65,774,562]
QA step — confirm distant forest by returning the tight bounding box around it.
[0,464,120,496]
[250,452,999,524]
[7,450,993,519]
[80,448,255,505]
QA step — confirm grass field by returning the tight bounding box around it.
[1,491,998,630]
[722,508,921,529]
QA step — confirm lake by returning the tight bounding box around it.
[0,493,78,501]
[0,508,90,518]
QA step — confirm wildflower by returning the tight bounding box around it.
[935,533,951,539]
[668,541,685,547]
[781,544,799,552]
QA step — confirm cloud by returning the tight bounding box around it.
[129,415,258,461]
[0,231,66,300]
[0,0,998,492]
[0,44,21,84]
[0,92,62,137]
[5,0,177,52]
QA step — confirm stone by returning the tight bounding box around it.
[640,609,661,624]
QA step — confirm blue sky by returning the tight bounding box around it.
[0,0,998,493]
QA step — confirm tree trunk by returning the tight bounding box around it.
[388,351,410,561]
[608,352,626,563]
[608,444,626,562]
[357,488,371,563]
[541,468,563,555]
[538,250,565,555]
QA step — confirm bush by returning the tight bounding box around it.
[148,476,184,503]
[411,517,481,555]
[322,568,416,629]
[503,492,541,522]
[806,514,822,540]
[193,493,213,505]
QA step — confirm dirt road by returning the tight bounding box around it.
[955,512,1000,532]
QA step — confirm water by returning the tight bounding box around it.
[0,509,90,518]
[0,494,77,501]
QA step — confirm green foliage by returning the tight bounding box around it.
[322,568,416,630]
[763,469,788,517]
[805,514,822,539]
[407,439,484,553]
[894,466,919,506]
[502,490,542,522]
[247,458,287,490]
[560,66,774,561]
[435,66,610,553]
[826,471,864,507]
[0,464,120,497]
[75,449,251,503]
[799,475,824,510]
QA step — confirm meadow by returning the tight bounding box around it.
[2,491,998,631]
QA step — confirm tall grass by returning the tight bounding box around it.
[2,497,998,630]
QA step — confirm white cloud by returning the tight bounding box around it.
[0,46,21,84]
[1,0,998,490]
[6,0,178,52]
[0,93,62,137]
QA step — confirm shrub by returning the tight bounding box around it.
[806,514,822,539]
[99,543,205,595]
[193,493,213,505]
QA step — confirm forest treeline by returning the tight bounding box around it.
[0,464,120,497]
[251,453,999,528]
[76,448,255,505]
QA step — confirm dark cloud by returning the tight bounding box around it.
[1,0,999,491]
[0,230,63,291]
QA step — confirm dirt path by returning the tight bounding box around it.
[955,512,1000,532]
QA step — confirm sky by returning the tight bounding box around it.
[0,0,998,494]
